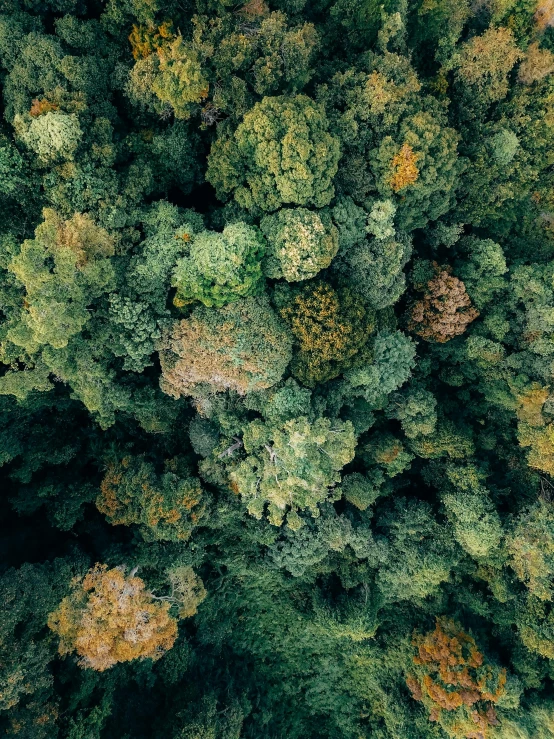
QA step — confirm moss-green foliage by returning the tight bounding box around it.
[206,94,341,212]
[2,0,554,737]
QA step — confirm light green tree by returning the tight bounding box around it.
[172,222,265,308]
[15,111,82,163]
[260,207,338,282]
[8,209,114,352]
[229,415,356,527]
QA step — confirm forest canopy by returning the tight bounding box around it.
[1,0,554,737]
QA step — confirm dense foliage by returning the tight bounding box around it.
[1,0,554,736]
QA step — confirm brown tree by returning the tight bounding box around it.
[159,296,292,398]
[518,42,554,85]
[409,269,479,343]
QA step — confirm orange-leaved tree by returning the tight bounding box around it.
[48,565,179,671]
[97,456,206,542]
[406,618,507,738]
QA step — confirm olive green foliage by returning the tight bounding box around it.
[206,94,340,212]
[278,280,374,386]
[2,0,554,737]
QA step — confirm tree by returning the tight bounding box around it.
[48,565,179,671]
[172,222,265,308]
[409,268,479,343]
[438,463,503,559]
[8,209,114,351]
[376,499,458,601]
[321,53,461,229]
[152,37,209,120]
[97,456,207,542]
[277,281,373,386]
[206,94,340,212]
[340,470,387,510]
[228,415,356,526]
[333,231,412,309]
[386,386,437,438]
[516,596,554,659]
[15,112,82,164]
[260,207,338,282]
[342,330,416,406]
[159,295,293,397]
[507,500,554,601]
[0,560,78,715]
[453,237,508,310]
[407,618,507,738]
[453,27,523,104]
[518,42,554,85]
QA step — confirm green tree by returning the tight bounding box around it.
[260,207,338,282]
[206,94,340,212]
[152,36,209,119]
[228,415,356,526]
[172,222,265,308]
[376,498,459,601]
[15,112,82,164]
[8,209,114,352]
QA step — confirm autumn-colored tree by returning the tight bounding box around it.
[534,0,554,30]
[389,143,419,192]
[48,565,178,671]
[278,281,373,385]
[29,99,59,117]
[518,42,554,84]
[129,20,174,60]
[409,269,479,343]
[454,27,523,103]
[97,456,206,542]
[159,296,292,397]
[407,618,507,738]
